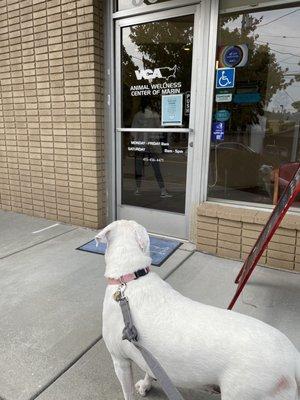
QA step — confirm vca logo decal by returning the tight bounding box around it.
[135,65,178,81]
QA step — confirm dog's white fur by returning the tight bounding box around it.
[98,220,300,400]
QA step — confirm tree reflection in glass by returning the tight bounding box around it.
[120,16,194,213]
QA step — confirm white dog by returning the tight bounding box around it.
[97,220,300,400]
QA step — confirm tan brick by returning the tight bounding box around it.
[197,244,217,255]
[198,215,218,224]
[266,258,294,270]
[242,229,260,239]
[215,207,241,221]
[242,236,256,247]
[219,225,241,236]
[276,227,296,237]
[294,263,300,272]
[197,203,218,218]
[242,244,254,254]
[267,241,295,254]
[242,223,264,232]
[254,210,270,225]
[198,222,218,232]
[218,239,241,252]
[218,218,242,228]
[280,214,300,230]
[272,234,296,245]
[197,230,217,240]
[295,241,300,255]
[220,232,241,243]
[267,249,294,262]
[83,220,99,229]
[198,237,217,247]
[44,214,58,223]
[0,4,106,229]
[84,208,99,218]
[217,247,240,260]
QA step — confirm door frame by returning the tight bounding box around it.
[115,5,199,238]
[106,0,220,239]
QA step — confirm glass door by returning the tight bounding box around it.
[115,5,199,238]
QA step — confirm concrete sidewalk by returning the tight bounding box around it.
[0,210,299,400]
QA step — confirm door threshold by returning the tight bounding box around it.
[149,231,189,243]
[149,232,196,253]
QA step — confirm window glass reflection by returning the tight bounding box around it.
[121,16,194,213]
[122,131,188,212]
[208,6,300,206]
[121,16,193,128]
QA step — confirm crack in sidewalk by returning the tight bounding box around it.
[0,228,79,260]
[29,336,103,400]
[164,250,195,280]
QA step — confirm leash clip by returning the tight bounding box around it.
[113,281,127,302]
[120,281,127,297]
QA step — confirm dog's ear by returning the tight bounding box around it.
[95,222,116,246]
[134,223,150,254]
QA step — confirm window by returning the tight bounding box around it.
[208,4,300,206]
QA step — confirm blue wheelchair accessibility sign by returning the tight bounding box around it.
[216,68,235,89]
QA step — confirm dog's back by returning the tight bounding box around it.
[104,271,300,399]
[99,220,300,400]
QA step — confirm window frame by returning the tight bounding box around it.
[113,0,200,18]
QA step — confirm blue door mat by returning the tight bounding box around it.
[76,236,182,267]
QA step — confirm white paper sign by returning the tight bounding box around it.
[161,94,183,126]
[215,93,232,103]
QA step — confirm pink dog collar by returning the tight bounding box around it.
[107,267,150,285]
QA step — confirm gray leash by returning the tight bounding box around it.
[118,294,185,400]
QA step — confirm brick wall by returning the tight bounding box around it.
[197,203,300,272]
[0,0,106,229]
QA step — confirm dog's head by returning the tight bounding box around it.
[95,219,150,256]
[259,164,273,176]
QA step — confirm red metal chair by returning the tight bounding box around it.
[228,163,300,309]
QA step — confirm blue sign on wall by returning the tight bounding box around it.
[216,68,235,89]
[215,109,231,122]
[233,93,261,104]
[212,122,225,141]
[224,46,243,67]
[218,44,248,68]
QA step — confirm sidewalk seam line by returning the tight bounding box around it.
[29,335,103,400]
[0,228,79,260]
[164,250,195,280]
